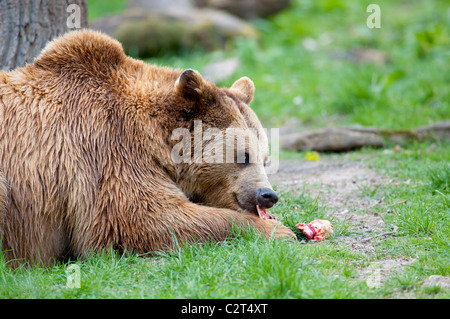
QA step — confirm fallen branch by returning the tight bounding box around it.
[361,225,399,243]
[282,122,450,152]
[361,231,396,243]
[387,200,408,206]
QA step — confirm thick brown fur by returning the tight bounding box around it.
[0,30,294,267]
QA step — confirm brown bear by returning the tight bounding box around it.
[0,30,295,267]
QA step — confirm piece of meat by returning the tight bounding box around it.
[295,219,333,241]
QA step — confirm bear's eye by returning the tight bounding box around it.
[238,152,250,165]
[237,152,250,164]
[244,152,250,164]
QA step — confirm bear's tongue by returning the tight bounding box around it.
[256,205,270,220]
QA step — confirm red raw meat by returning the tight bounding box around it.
[295,219,333,241]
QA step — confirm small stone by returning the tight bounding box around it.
[281,127,385,152]
[422,275,450,289]
[202,58,240,83]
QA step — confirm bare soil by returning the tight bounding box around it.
[270,157,415,290]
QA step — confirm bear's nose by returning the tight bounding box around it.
[257,188,278,209]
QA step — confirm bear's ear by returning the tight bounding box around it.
[175,69,205,101]
[230,77,255,105]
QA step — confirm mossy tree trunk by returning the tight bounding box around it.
[0,0,88,71]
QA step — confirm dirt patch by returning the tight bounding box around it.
[270,158,390,240]
[271,158,387,211]
[358,258,415,288]
[270,157,413,289]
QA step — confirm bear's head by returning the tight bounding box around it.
[170,69,278,220]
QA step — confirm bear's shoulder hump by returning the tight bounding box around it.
[34,29,126,75]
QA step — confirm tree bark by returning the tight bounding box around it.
[0,0,88,71]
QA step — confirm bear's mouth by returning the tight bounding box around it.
[234,193,277,220]
[249,204,277,221]
[256,205,271,220]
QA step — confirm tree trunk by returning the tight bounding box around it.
[0,0,88,71]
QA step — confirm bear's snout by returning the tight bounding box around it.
[257,188,278,209]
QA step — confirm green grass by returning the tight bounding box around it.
[1,0,449,299]
[94,0,448,130]
[428,164,450,195]
[143,0,449,129]
[2,141,448,299]
[87,0,127,21]
[0,224,372,299]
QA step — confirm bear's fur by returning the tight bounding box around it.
[0,30,294,267]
